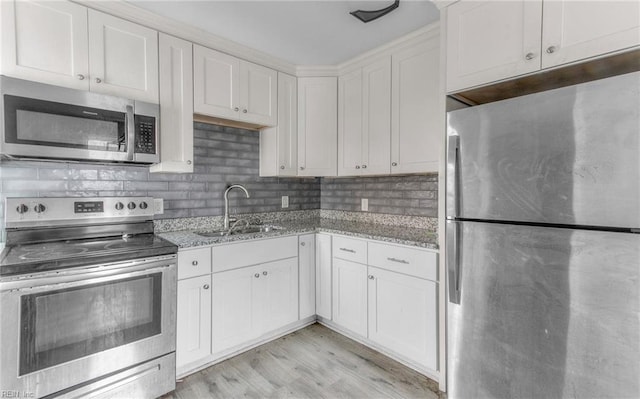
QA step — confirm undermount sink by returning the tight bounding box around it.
[195,225,284,237]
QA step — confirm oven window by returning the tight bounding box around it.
[19,273,162,376]
[4,94,127,152]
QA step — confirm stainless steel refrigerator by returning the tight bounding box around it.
[446,71,639,399]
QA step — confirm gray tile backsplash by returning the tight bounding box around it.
[0,122,439,241]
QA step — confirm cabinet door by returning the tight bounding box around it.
[298,234,316,320]
[368,267,437,371]
[260,72,298,177]
[262,257,299,332]
[297,77,338,177]
[150,33,193,173]
[391,39,441,174]
[542,1,640,69]
[193,45,240,120]
[361,58,391,175]
[211,265,261,354]
[0,0,89,90]
[332,258,368,337]
[315,233,332,320]
[446,1,542,92]
[338,68,363,176]
[87,10,158,103]
[176,275,212,369]
[239,61,277,126]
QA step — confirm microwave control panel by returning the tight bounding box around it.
[134,115,157,154]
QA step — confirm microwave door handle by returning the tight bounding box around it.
[125,105,135,161]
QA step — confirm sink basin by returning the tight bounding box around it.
[195,225,284,237]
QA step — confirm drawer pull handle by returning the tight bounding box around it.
[263,271,268,276]
[387,257,409,264]
[368,275,375,280]
[192,261,198,266]
[203,284,210,290]
[301,242,306,246]
[254,273,260,278]
[339,248,356,253]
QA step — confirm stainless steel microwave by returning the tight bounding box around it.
[0,76,159,164]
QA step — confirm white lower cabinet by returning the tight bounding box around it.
[368,267,437,371]
[211,236,299,356]
[332,258,368,337]
[328,235,439,374]
[176,275,212,368]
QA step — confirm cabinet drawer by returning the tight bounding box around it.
[368,242,437,281]
[178,247,212,280]
[332,235,367,264]
[212,235,298,273]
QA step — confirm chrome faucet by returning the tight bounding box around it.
[223,184,250,230]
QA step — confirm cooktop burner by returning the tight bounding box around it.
[0,233,177,276]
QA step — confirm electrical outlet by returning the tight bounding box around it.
[281,195,289,208]
[153,198,164,215]
[361,198,368,212]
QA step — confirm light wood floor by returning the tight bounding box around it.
[162,323,442,399]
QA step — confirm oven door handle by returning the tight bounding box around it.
[2,262,174,293]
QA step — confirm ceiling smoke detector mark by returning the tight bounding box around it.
[282,196,289,209]
[153,198,164,215]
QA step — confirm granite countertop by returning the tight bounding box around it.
[158,218,438,250]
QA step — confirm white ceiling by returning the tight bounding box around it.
[128,1,440,65]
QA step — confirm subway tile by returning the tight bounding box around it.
[0,167,39,180]
[4,179,68,192]
[69,180,123,191]
[123,181,167,191]
[39,168,99,180]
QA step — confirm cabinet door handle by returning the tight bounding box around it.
[192,260,198,266]
[254,273,260,278]
[203,284,210,289]
[95,77,102,84]
[391,162,398,166]
[301,242,306,246]
[263,271,268,276]
[243,109,248,113]
[77,74,86,80]
[234,107,240,112]
[339,248,356,253]
[546,46,557,54]
[362,165,367,169]
[280,165,285,169]
[525,52,535,60]
[387,257,409,264]
[300,166,305,170]
[368,275,375,280]
[187,160,192,165]
[355,165,361,169]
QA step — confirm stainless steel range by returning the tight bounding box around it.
[0,197,178,399]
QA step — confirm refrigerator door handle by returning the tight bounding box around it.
[447,220,462,304]
[447,135,460,218]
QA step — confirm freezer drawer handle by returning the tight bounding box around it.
[339,248,356,253]
[387,257,409,264]
[447,220,462,304]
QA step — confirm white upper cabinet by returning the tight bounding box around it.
[87,10,159,103]
[260,72,298,177]
[1,1,159,102]
[446,1,542,93]
[541,1,640,69]
[150,33,193,173]
[1,0,89,90]
[297,77,338,177]
[194,45,277,127]
[391,39,441,174]
[338,57,392,176]
[446,0,640,92]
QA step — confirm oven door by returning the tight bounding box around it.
[0,255,176,398]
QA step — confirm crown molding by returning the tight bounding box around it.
[71,0,298,75]
[433,1,458,10]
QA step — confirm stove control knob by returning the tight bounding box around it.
[34,204,46,213]
[115,202,125,211]
[127,202,136,210]
[16,204,29,214]
[139,201,148,210]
